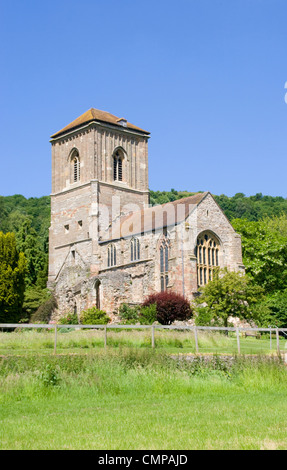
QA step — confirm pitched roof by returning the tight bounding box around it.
[51,108,150,138]
[101,192,208,241]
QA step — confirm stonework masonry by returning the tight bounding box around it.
[48,108,244,320]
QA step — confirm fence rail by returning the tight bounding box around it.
[0,323,287,356]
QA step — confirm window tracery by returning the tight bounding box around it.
[196,232,220,287]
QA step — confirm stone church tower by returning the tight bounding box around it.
[48,108,244,318]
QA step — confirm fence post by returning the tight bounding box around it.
[236,328,240,354]
[194,327,199,353]
[104,325,107,348]
[54,324,57,355]
[269,327,272,351]
[276,328,280,356]
[151,325,155,349]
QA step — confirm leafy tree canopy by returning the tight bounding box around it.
[232,215,287,294]
[0,232,26,323]
[194,269,264,327]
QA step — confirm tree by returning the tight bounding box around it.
[252,289,287,328]
[0,232,26,323]
[232,216,287,294]
[16,218,48,287]
[194,269,264,327]
[22,286,52,320]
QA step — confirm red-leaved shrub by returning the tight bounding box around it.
[142,291,193,325]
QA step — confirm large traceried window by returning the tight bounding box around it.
[196,232,220,287]
[160,238,169,291]
[131,238,140,262]
[113,150,124,181]
[108,244,116,267]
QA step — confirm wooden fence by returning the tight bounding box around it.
[0,323,287,356]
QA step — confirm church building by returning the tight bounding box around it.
[48,108,244,318]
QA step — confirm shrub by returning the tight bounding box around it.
[119,303,141,324]
[194,306,225,326]
[194,307,214,326]
[39,363,61,387]
[58,312,79,325]
[79,306,110,325]
[142,291,193,325]
[139,304,157,325]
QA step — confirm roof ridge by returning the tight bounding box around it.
[51,108,149,138]
[101,192,210,241]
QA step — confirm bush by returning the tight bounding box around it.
[142,291,193,325]
[39,363,61,387]
[58,312,79,325]
[119,303,141,324]
[139,304,157,325]
[79,306,110,325]
[118,303,157,325]
[194,306,225,326]
[194,307,214,326]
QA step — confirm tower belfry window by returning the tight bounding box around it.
[73,157,80,182]
[113,150,123,181]
[70,150,80,183]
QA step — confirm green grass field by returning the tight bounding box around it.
[0,344,287,450]
[0,327,285,356]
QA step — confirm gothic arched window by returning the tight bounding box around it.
[159,238,169,291]
[113,150,124,181]
[131,238,140,262]
[108,244,116,267]
[196,232,220,287]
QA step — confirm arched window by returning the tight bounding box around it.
[196,232,220,288]
[113,149,124,181]
[159,238,169,291]
[70,149,80,183]
[108,244,116,267]
[131,238,140,262]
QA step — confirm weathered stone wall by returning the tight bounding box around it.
[50,193,244,318]
[48,183,93,282]
[193,193,244,271]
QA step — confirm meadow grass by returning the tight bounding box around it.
[0,349,286,450]
[0,327,284,356]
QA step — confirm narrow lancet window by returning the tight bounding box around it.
[108,244,117,267]
[160,238,169,291]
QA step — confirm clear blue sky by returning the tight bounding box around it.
[1,0,287,198]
